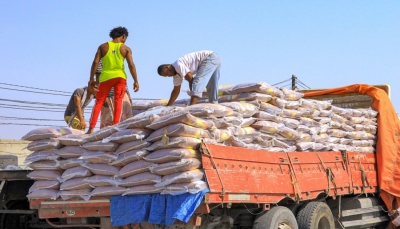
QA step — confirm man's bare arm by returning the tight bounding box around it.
[184,72,193,92]
[74,96,86,129]
[167,85,181,106]
[123,45,139,92]
[89,47,102,83]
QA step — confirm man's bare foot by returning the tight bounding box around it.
[86,128,94,134]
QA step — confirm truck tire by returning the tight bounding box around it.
[253,206,298,229]
[296,202,334,229]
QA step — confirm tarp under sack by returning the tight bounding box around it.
[110,189,209,226]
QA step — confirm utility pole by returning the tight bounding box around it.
[291,74,297,90]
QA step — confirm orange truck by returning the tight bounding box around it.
[3,84,400,229]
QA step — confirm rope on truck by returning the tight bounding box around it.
[316,152,338,197]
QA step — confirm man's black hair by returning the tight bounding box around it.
[157,64,169,75]
[109,27,129,39]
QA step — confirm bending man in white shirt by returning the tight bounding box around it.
[157,50,221,105]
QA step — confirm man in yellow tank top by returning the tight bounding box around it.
[86,26,139,134]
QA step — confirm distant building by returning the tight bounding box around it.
[0,139,30,168]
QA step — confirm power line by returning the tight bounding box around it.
[0,116,92,123]
[0,87,70,96]
[0,106,92,113]
[0,98,68,107]
[0,82,70,94]
[295,79,311,89]
[0,103,65,110]
[272,78,292,86]
[0,122,65,127]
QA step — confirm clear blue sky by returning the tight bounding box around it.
[0,1,399,140]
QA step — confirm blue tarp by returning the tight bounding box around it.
[110,189,209,227]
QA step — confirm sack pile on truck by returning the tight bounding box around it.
[22,81,378,201]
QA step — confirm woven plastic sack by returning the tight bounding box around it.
[58,134,86,146]
[280,88,304,101]
[27,160,60,170]
[241,118,257,127]
[218,93,272,103]
[81,163,120,176]
[363,118,378,126]
[27,189,58,200]
[185,104,238,117]
[60,177,91,191]
[79,151,117,164]
[331,114,348,124]
[362,108,378,118]
[99,94,133,129]
[347,131,370,140]
[254,111,275,121]
[146,123,211,142]
[299,99,319,110]
[313,133,329,143]
[319,110,333,117]
[271,117,300,129]
[116,160,154,178]
[147,111,214,130]
[327,129,348,138]
[297,125,311,133]
[155,170,204,188]
[88,186,127,198]
[82,141,119,152]
[24,151,58,164]
[103,128,153,143]
[300,117,321,127]
[27,138,62,151]
[269,97,288,109]
[296,142,324,151]
[143,148,200,164]
[82,126,118,143]
[122,185,164,196]
[228,82,283,97]
[296,133,313,143]
[119,172,162,187]
[59,189,92,201]
[57,127,84,136]
[131,100,155,110]
[341,123,355,132]
[284,101,300,110]
[210,116,242,129]
[110,150,149,167]
[309,126,321,135]
[331,106,348,115]
[59,158,85,170]
[132,109,144,116]
[233,127,260,138]
[29,180,60,193]
[309,99,332,110]
[278,126,300,140]
[149,158,202,176]
[340,138,352,145]
[225,137,262,150]
[57,146,86,159]
[221,102,258,117]
[145,137,202,151]
[117,114,159,129]
[280,109,303,119]
[21,127,61,141]
[83,175,121,187]
[365,125,377,134]
[60,166,93,182]
[28,170,62,181]
[256,102,282,116]
[209,128,234,143]
[329,121,342,129]
[251,121,284,134]
[115,140,151,155]
[161,180,208,195]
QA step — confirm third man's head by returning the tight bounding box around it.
[157,64,176,77]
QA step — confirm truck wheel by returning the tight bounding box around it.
[253,206,298,229]
[296,202,334,229]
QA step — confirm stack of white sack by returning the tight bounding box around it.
[23,81,378,201]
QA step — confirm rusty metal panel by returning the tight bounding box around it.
[201,143,296,204]
[347,152,378,194]
[33,198,111,219]
[288,152,352,200]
